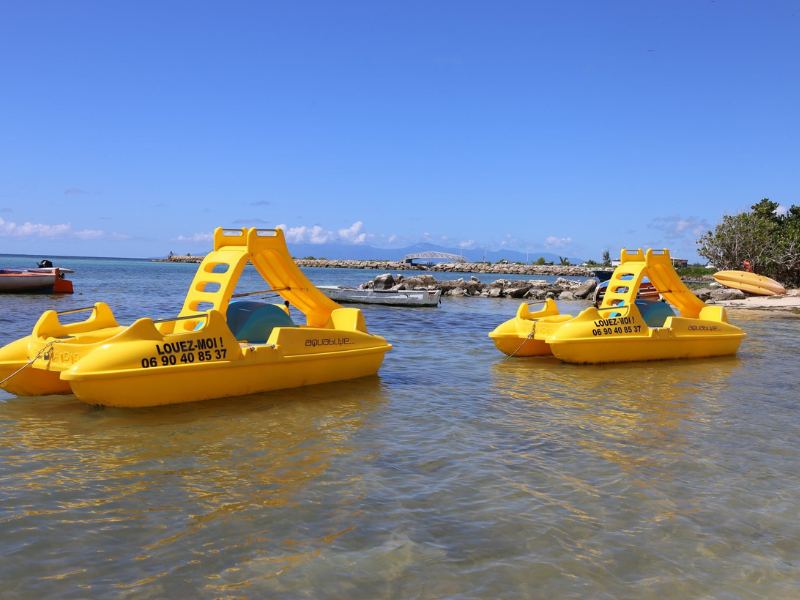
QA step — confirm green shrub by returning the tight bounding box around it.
[698,198,800,286]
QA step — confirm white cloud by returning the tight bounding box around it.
[173,232,214,243]
[276,224,336,244]
[650,216,709,238]
[777,204,789,216]
[0,217,128,241]
[338,221,369,244]
[74,229,106,240]
[0,217,73,238]
[544,236,572,249]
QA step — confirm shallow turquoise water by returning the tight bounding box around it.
[1,257,799,598]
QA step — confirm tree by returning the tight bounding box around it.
[697,198,800,287]
[696,211,775,272]
[602,249,611,266]
[559,256,570,266]
[535,257,546,265]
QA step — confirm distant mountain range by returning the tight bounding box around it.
[282,241,587,265]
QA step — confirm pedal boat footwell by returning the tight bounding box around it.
[0,228,392,407]
[489,248,746,364]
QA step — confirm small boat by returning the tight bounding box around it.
[0,267,74,293]
[0,228,391,407]
[317,285,442,307]
[592,269,613,282]
[712,270,786,296]
[489,248,746,364]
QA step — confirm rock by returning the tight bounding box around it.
[554,277,581,290]
[507,284,532,298]
[558,291,576,300]
[710,288,747,300]
[373,273,395,290]
[528,280,551,289]
[573,279,597,299]
[404,274,438,287]
[488,287,502,298]
[524,289,546,300]
[692,288,714,301]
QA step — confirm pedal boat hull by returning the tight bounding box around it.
[58,310,389,407]
[541,304,745,364]
[489,249,747,364]
[488,299,573,357]
[0,228,392,407]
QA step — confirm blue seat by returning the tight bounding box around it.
[226,301,296,343]
[635,299,675,328]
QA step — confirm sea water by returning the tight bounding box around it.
[1,257,799,598]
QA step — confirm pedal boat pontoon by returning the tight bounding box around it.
[489,249,746,364]
[0,228,392,407]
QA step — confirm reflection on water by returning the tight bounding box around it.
[2,261,800,597]
[1,380,388,597]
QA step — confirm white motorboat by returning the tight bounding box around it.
[317,285,442,307]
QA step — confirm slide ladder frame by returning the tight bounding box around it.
[599,248,707,319]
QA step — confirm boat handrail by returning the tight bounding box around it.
[154,314,211,323]
[56,306,97,316]
[525,300,549,307]
[231,287,291,298]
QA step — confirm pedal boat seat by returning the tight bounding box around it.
[226,300,297,344]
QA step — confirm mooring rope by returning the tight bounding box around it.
[504,323,536,361]
[0,340,61,387]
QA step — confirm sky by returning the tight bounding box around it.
[1,1,798,262]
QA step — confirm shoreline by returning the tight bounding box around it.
[153,255,597,277]
[711,291,800,314]
[152,256,800,313]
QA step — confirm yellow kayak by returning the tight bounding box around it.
[490,249,746,364]
[0,228,391,407]
[712,270,787,296]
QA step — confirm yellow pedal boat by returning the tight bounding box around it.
[489,248,746,364]
[0,228,391,407]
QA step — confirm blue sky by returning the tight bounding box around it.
[1,1,798,261]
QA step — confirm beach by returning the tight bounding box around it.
[711,289,800,313]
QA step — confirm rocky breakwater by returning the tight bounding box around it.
[151,255,205,263]
[293,259,594,277]
[429,262,594,277]
[361,273,598,301]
